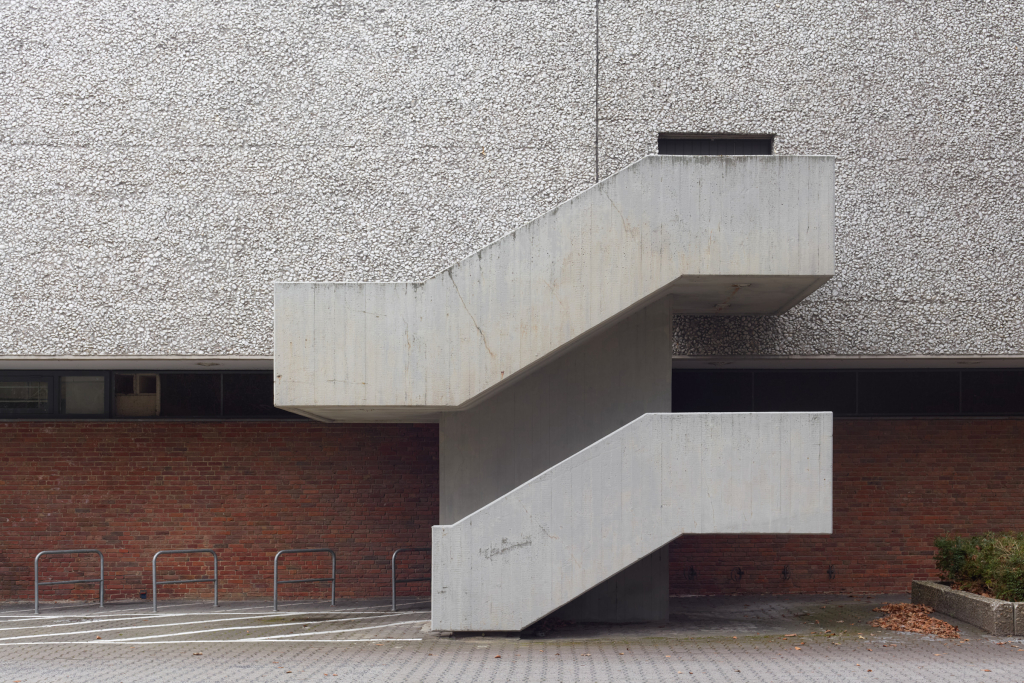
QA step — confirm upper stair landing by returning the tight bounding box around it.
[274,155,835,422]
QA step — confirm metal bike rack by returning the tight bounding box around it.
[152,549,219,612]
[391,547,431,611]
[273,548,336,611]
[34,550,104,615]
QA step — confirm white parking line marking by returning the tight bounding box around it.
[254,638,424,643]
[247,620,430,641]
[0,606,424,633]
[0,599,426,620]
[0,638,424,645]
[0,600,209,618]
[105,613,424,642]
[0,612,349,642]
[0,615,173,632]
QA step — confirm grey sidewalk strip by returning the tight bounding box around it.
[4,595,1021,683]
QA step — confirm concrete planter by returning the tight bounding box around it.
[912,580,1023,636]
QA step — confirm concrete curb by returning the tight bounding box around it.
[911,580,1023,636]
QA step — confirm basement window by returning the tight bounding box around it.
[223,373,281,416]
[858,371,960,415]
[0,371,302,420]
[962,371,1024,415]
[114,374,160,417]
[658,134,774,155]
[673,369,1024,417]
[0,377,51,415]
[60,376,106,415]
[159,373,222,417]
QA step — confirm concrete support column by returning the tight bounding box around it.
[439,297,672,625]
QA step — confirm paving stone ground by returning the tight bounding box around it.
[0,594,1021,682]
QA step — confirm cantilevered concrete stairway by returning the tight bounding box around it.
[432,412,832,632]
[274,155,834,422]
[274,154,836,632]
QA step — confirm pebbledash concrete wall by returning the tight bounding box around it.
[0,421,438,602]
[1,1,1022,360]
[3,418,1021,603]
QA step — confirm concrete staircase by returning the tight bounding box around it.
[273,154,836,631]
[431,412,832,632]
[274,155,834,422]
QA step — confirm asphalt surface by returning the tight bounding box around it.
[0,594,1021,682]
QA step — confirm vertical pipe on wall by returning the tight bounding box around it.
[595,0,600,182]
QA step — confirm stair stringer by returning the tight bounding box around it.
[431,411,833,632]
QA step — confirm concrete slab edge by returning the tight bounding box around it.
[911,580,1017,636]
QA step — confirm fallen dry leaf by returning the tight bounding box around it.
[870,603,959,639]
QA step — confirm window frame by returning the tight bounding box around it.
[0,370,302,421]
[0,373,57,417]
[58,371,112,418]
[672,368,1024,418]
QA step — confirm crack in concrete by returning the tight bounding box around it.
[448,271,496,360]
[601,187,631,234]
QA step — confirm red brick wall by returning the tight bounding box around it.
[669,419,1024,596]
[0,421,438,603]
[4,418,1022,606]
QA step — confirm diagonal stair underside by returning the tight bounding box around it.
[431,411,833,632]
[274,155,834,422]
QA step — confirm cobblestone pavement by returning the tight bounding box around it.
[0,594,1021,682]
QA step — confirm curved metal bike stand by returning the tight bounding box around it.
[152,549,219,612]
[391,547,431,612]
[273,549,336,612]
[34,550,104,615]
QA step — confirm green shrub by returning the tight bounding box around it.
[934,532,1024,602]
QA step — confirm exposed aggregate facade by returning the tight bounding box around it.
[1,1,1021,358]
